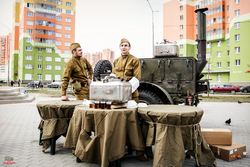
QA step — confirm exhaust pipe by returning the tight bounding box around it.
[195,8,208,78]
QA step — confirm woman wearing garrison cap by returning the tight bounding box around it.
[111,38,141,103]
[61,43,93,101]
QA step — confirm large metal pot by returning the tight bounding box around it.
[154,42,179,58]
[89,78,132,103]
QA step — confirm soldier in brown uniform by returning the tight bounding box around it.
[61,43,93,101]
[112,38,141,103]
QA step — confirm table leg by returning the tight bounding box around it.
[76,157,82,163]
[128,146,132,155]
[50,137,56,155]
[39,130,43,146]
[115,159,121,167]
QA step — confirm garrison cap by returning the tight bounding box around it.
[120,38,130,46]
[70,43,81,52]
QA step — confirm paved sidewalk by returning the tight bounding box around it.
[0,94,249,167]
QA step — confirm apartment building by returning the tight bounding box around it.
[11,0,75,83]
[0,35,9,81]
[163,0,250,86]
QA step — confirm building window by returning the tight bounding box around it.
[205,63,211,69]
[45,65,52,70]
[55,65,61,70]
[235,0,240,4]
[38,74,42,80]
[38,48,42,52]
[56,41,61,45]
[66,2,71,6]
[57,8,62,13]
[227,5,230,11]
[235,22,240,29]
[227,50,230,56]
[180,25,183,30]
[38,56,42,61]
[180,54,183,57]
[235,10,240,16]
[180,35,183,39]
[206,53,211,59]
[26,29,33,34]
[56,16,62,21]
[180,44,183,49]
[65,18,71,22]
[25,64,32,69]
[56,25,62,29]
[46,57,52,61]
[217,41,221,47]
[180,15,183,20]
[66,10,71,14]
[217,62,221,68]
[27,3,33,8]
[27,12,33,17]
[217,74,221,82]
[25,55,32,60]
[180,6,183,11]
[46,48,52,53]
[227,28,229,34]
[57,1,62,5]
[56,33,62,37]
[65,50,70,54]
[26,38,32,43]
[45,74,51,80]
[26,46,32,51]
[64,58,70,62]
[235,47,240,54]
[206,42,211,48]
[227,62,230,68]
[65,42,70,46]
[26,20,33,25]
[56,49,61,54]
[65,26,71,30]
[65,34,71,38]
[235,59,240,66]
[235,34,240,41]
[38,64,42,69]
[227,39,230,45]
[55,57,61,62]
[206,74,210,79]
[25,74,32,80]
[227,17,230,23]
[217,51,221,57]
[196,5,199,9]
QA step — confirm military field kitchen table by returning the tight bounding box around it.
[37,100,82,154]
[138,105,216,167]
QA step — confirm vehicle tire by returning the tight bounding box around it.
[243,89,248,93]
[139,90,163,104]
[210,89,214,93]
[231,90,236,93]
[93,60,112,81]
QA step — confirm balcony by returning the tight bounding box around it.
[33,42,55,48]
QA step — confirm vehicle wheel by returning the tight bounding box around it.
[93,60,112,81]
[231,90,236,93]
[139,90,163,104]
[210,89,214,93]
[243,89,248,93]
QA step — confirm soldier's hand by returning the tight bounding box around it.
[88,79,92,85]
[61,95,70,101]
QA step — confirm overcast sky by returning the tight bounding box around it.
[0,0,165,59]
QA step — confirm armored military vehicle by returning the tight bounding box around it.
[93,8,209,106]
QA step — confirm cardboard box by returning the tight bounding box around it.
[209,143,246,162]
[201,128,232,145]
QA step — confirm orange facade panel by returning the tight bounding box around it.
[35,34,55,39]
[204,1,224,9]
[206,12,224,19]
[35,25,56,30]
[35,16,56,23]
[207,23,224,30]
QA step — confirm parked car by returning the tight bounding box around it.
[209,83,219,89]
[47,82,62,88]
[210,84,240,93]
[27,81,43,88]
[240,85,250,93]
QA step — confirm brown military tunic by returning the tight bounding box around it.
[62,56,93,100]
[112,53,141,103]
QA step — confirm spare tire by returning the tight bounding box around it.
[93,60,112,81]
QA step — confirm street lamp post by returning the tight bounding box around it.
[147,0,158,57]
[0,23,10,86]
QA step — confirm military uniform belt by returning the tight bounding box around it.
[81,82,87,87]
